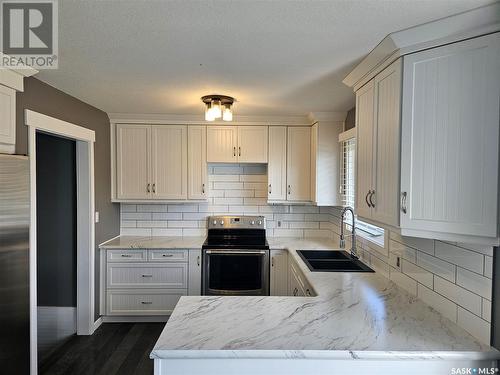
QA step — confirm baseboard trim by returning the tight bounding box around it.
[93,316,103,332]
[102,315,170,323]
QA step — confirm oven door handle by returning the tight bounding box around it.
[205,250,267,255]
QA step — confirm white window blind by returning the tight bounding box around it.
[340,138,356,208]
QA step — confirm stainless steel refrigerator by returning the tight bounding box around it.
[0,154,30,374]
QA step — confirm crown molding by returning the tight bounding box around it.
[343,3,500,89]
[308,111,347,124]
[108,113,312,126]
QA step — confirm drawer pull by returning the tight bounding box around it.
[197,255,200,266]
[141,301,152,305]
[141,274,153,278]
[293,287,298,296]
[162,254,174,257]
[121,254,133,258]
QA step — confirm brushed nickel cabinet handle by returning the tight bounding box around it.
[233,147,236,157]
[152,183,156,193]
[202,183,205,194]
[268,184,272,194]
[162,254,174,257]
[238,146,241,157]
[365,191,371,208]
[293,287,298,296]
[288,185,291,195]
[369,190,375,208]
[121,254,132,258]
[141,301,152,305]
[401,192,407,214]
[306,288,311,296]
[271,257,274,267]
[141,274,153,278]
[197,255,200,266]
[147,183,151,193]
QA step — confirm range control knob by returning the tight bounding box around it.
[213,220,217,225]
[258,220,262,225]
[220,220,224,225]
[251,220,255,225]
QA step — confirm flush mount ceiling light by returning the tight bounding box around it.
[201,95,235,122]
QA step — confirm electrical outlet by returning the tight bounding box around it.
[396,256,401,269]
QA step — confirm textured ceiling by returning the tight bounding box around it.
[37,0,494,116]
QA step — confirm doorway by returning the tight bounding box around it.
[26,110,96,374]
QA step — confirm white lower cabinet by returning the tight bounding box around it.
[288,257,314,297]
[270,250,288,296]
[102,248,202,317]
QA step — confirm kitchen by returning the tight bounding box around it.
[0,1,499,374]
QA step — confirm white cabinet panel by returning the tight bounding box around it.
[0,84,16,154]
[148,249,189,262]
[270,250,288,296]
[267,127,287,201]
[237,126,268,162]
[107,263,188,289]
[151,125,187,199]
[207,126,237,162]
[107,249,147,262]
[188,249,202,295]
[372,60,401,227]
[401,33,500,240]
[287,127,311,201]
[107,289,186,316]
[355,81,375,219]
[116,124,151,199]
[187,126,207,200]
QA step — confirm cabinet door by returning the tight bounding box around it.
[355,81,375,219]
[151,125,187,199]
[270,250,288,296]
[401,34,500,238]
[116,124,151,199]
[372,60,402,227]
[0,85,16,154]
[268,127,287,201]
[237,126,268,162]
[188,249,202,295]
[206,126,237,162]
[188,126,207,200]
[287,127,311,201]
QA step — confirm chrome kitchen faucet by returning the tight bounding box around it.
[339,206,357,259]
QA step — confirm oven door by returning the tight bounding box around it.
[203,249,269,296]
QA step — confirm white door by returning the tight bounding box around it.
[372,59,402,227]
[116,124,151,199]
[267,127,287,201]
[151,125,187,199]
[287,127,311,201]
[270,250,288,296]
[0,85,16,154]
[355,81,375,220]
[237,126,268,162]
[401,33,500,238]
[206,126,237,162]
[188,126,207,200]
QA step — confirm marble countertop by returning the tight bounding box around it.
[99,235,205,249]
[150,237,499,361]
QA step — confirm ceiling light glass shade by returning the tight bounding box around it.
[222,105,233,121]
[205,103,215,121]
[211,99,222,119]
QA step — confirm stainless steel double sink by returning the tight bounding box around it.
[297,250,374,273]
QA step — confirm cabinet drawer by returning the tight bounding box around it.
[106,289,186,315]
[148,249,188,262]
[107,249,147,262]
[107,263,188,289]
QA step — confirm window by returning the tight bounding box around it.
[339,131,385,247]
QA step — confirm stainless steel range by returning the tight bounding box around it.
[202,215,269,296]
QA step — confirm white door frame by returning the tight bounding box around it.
[25,109,96,374]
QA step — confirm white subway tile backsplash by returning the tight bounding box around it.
[120,220,136,228]
[434,276,481,316]
[457,307,490,345]
[304,229,332,238]
[273,229,304,237]
[121,212,152,220]
[168,221,199,228]
[274,213,305,222]
[208,174,239,182]
[390,232,435,255]
[213,197,244,205]
[455,242,494,257]
[288,221,319,229]
[137,221,168,228]
[416,251,456,283]
[136,204,168,212]
[151,228,183,236]
[417,284,457,322]
[389,240,417,263]
[435,242,483,274]
[167,204,198,212]
[402,260,433,288]
[120,204,137,212]
[151,212,183,220]
[289,206,320,214]
[121,228,151,236]
[389,269,417,296]
[482,299,492,322]
[225,190,254,198]
[484,256,493,279]
[239,174,266,182]
[456,268,492,299]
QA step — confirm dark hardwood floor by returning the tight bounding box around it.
[39,323,165,375]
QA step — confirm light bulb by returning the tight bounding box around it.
[222,105,233,121]
[205,103,215,121]
[211,99,222,119]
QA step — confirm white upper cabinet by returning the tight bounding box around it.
[207,126,268,163]
[237,126,268,162]
[355,80,375,220]
[206,126,237,163]
[187,126,207,200]
[287,127,311,202]
[0,85,16,154]
[400,33,500,243]
[267,126,287,201]
[116,124,151,200]
[151,125,187,200]
[372,60,401,227]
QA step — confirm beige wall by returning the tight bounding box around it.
[16,77,120,320]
